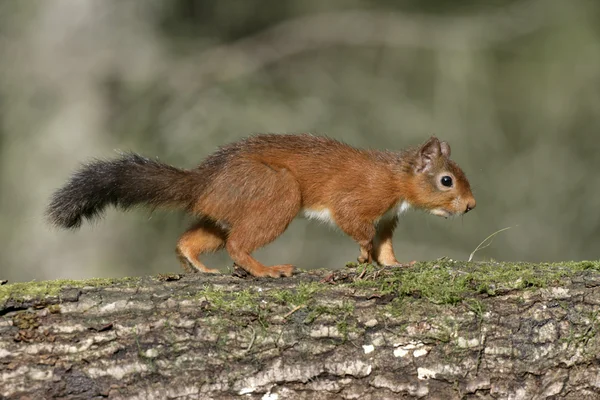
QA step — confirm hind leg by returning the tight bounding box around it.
[224,167,301,278]
[176,220,226,274]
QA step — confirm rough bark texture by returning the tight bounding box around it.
[1,261,600,400]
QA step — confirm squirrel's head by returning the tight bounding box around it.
[404,136,476,218]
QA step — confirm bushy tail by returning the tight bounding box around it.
[46,153,204,229]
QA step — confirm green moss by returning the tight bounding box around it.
[47,304,61,314]
[350,260,600,307]
[193,285,262,313]
[424,323,453,344]
[464,298,485,321]
[300,299,355,341]
[305,300,354,324]
[561,309,600,361]
[336,320,349,340]
[269,282,323,307]
[335,301,355,341]
[0,276,142,304]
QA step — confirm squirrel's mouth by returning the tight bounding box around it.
[430,208,452,218]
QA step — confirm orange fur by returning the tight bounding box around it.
[182,134,475,276]
[48,134,476,278]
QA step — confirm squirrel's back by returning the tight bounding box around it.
[197,133,401,181]
[196,133,362,170]
[190,133,420,218]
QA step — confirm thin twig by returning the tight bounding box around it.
[283,304,306,319]
[358,267,368,280]
[244,326,256,353]
[468,226,515,262]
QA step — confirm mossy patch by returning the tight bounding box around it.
[186,281,358,342]
[269,282,323,307]
[0,276,142,305]
[193,285,262,314]
[349,259,600,306]
[562,309,600,353]
[190,282,326,324]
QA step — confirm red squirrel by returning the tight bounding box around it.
[46,134,475,278]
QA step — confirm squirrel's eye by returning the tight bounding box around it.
[441,176,453,187]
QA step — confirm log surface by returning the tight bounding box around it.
[1,261,600,399]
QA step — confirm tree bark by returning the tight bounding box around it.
[1,262,600,400]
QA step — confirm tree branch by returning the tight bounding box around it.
[1,260,600,399]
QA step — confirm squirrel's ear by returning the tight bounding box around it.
[415,136,441,173]
[440,140,451,157]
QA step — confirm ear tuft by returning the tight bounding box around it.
[420,136,441,156]
[440,141,451,157]
[414,137,441,173]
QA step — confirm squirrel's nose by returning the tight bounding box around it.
[465,199,476,213]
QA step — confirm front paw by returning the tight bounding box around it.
[380,260,417,268]
[357,255,373,264]
[376,255,399,267]
[270,264,295,278]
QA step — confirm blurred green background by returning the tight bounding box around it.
[1,0,599,283]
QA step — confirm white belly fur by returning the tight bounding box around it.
[376,200,411,224]
[302,201,411,227]
[302,208,336,225]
